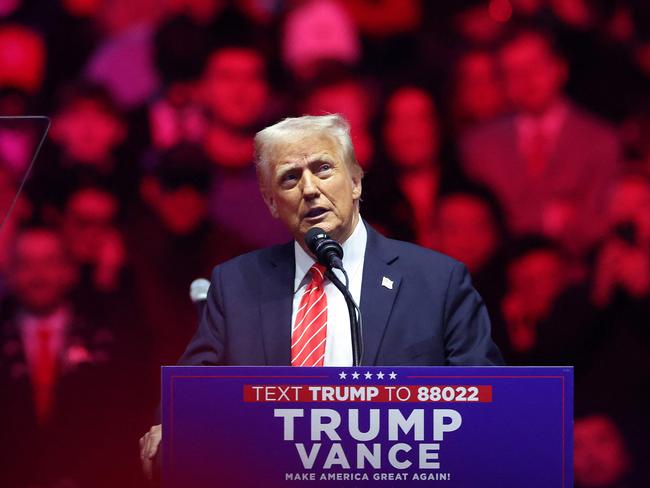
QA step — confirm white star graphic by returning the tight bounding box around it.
[364,371,373,379]
[351,371,360,380]
[389,371,397,380]
[339,371,347,380]
[376,371,385,379]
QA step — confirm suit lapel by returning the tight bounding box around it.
[360,225,402,366]
[256,226,402,366]
[258,242,295,365]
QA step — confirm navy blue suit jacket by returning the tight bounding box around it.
[179,224,503,366]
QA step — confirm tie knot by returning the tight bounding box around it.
[309,264,327,286]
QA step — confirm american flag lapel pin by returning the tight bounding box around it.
[381,276,394,290]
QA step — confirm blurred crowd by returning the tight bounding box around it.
[1,0,649,486]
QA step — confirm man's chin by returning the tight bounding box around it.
[302,214,332,230]
[300,218,338,240]
[299,212,358,243]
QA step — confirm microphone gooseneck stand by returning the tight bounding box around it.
[305,227,364,367]
[325,268,363,367]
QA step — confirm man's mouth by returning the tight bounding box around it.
[304,207,328,219]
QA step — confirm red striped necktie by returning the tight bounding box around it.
[291,264,328,367]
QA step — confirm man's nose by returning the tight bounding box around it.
[301,173,320,199]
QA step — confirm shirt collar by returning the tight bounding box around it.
[293,216,367,292]
[516,99,569,139]
[21,306,71,332]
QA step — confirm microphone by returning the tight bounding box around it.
[189,278,211,303]
[189,278,210,318]
[305,227,344,270]
[305,227,363,366]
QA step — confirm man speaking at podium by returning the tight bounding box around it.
[139,114,502,476]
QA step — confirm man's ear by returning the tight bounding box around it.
[261,185,279,219]
[351,169,362,201]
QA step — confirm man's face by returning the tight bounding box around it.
[507,249,565,317]
[499,33,567,114]
[201,47,269,129]
[54,100,125,163]
[0,25,45,94]
[435,195,498,273]
[62,188,118,263]
[383,87,439,170]
[9,230,76,314]
[155,185,209,235]
[261,133,362,247]
[456,51,505,122]
[574,415,629,487]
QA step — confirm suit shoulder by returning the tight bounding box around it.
[567,104,619,145]
[209,243,290,277]
[381,237,462,275]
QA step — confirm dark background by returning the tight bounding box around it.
[0,1,649,486]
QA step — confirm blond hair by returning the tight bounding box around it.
[254,114,361,185]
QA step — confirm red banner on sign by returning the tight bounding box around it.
[243,385,492,403]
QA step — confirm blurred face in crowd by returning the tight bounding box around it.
[383,87,439,170]
[549,0,593,29]
[62,187,118,264]
[606,175,650,248]
[143,178,209,235]
[574,415,630,487]
[201,47,269,129]
[507,248,565,318]
[304,81,373,169]
[261,132,362,246]
[455,51,505,123]
[499,32,567,115]
[0,25,45,94]
[435,194,499,273]
[52,99,126,164]
[454,5,503,44]
[8,229,76,314]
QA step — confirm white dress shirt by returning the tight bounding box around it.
[292,217,367,367]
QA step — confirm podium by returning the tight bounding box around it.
[162,366,572,487]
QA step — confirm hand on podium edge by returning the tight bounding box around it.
[139,424,162,481]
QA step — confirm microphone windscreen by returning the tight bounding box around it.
[305,227,327,253]
[189,278,211,303]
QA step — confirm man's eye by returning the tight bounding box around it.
[281,173,298,184]
[319,163,332,172]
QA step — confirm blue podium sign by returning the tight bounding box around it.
[162,366,572,487]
